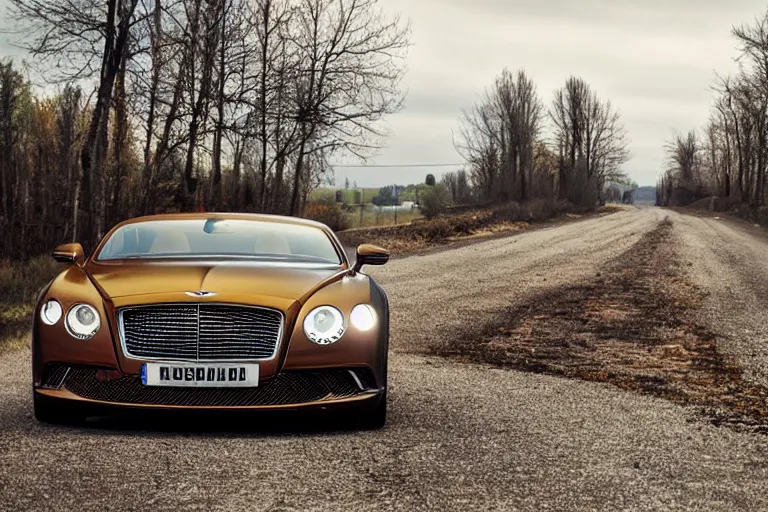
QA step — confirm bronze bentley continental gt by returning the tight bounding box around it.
[33,213,390,428]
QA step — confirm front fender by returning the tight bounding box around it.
[33,266,119,385]
[282,272,389,387]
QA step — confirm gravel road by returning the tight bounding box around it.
[2,207,768,511]
[672,210,768,388]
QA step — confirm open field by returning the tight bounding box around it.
[4,207,768,510]
[311,187,380,205]
[340,206,423,229]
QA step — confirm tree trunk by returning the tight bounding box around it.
[258,0,271,211]
[79,0,137,248]
[141,0,164,216]
[211,0,226,210]
[111,50,127,225]
[289,137,307,216]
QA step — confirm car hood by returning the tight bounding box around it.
[86,260,343,301]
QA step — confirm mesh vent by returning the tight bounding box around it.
[61,367,371,407]
[41,363,70,389]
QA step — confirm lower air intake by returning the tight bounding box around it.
[60,367,376,407]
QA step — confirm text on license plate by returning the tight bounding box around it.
[141,363,259,388]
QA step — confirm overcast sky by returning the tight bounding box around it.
[1,0,765,188]
[333,0,766,188]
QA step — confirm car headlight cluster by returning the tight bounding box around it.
[41,300,100,340]
[304,304,378,345]
[350,304,377,331]
[66,304,101,339]
[304,306,345,345]
[40,300,63,325]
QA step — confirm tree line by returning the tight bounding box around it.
[0,0,410,257]
[657,8,768,209]
[455,69,631,207]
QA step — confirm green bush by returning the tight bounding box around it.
[420,184,451,220]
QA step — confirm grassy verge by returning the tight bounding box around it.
[684,196,768,227]
[0,257,61,352]
[342,207,423,229]
[430,218,768,434]
[338,200,623,255]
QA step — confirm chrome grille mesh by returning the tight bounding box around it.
[120,304,283,361]
[41,363,70,389]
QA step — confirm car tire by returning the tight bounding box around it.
[33,393,83,425]
[357,390,387,430]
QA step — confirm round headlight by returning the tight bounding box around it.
[40,300,63,325]
[350,304,377,331]
[303,306,345,345]
[65,304,101,340]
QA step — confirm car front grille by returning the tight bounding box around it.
[58,367,376,407]
[119,304,283,361]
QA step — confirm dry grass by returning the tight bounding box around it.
[0,257,62,352]
[343,208,423,229]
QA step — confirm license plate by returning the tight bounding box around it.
[141,363,259,388]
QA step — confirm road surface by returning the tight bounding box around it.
[1,207,767,511]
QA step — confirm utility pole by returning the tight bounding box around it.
[393,184,398,225]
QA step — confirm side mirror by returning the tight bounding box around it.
[53,243,86,266]
[352,244,389,273]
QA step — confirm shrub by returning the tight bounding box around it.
[304,199,350,232]
[423,218,454,240]
[493,202,522,222]
[420,184,451,219]
[524,200,554,221]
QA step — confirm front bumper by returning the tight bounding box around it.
[35,364,382,412]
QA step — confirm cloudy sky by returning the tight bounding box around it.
[333,0,766,188]
[1,0,764,188]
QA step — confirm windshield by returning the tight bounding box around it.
[96,219,342,264]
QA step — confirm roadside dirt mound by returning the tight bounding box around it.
[433,218,768,434]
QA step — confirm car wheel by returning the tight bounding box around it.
[33,393,83,425]
[357,390,387,430]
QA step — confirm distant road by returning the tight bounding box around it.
[1,207,767,511]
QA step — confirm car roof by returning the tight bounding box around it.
[113,213,332,231]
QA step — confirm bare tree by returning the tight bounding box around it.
[287,0,410,215]
[456,69,543,203]
[550,77,630,205]
[1,0,411,256]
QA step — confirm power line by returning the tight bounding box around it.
[330,162,465,168]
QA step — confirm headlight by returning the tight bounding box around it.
[65,304,101,340]
[350,304,376,331]
[40,300,63,325]
[303,306,345,345]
